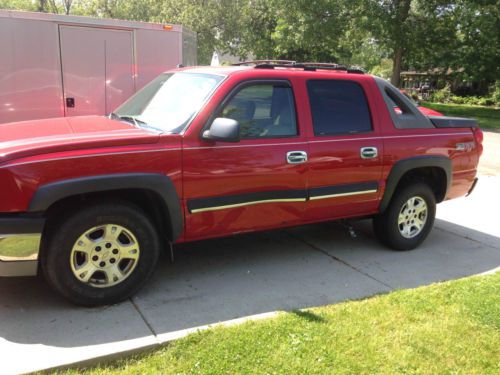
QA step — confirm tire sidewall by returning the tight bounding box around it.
[384,183,436,250]
[44,203,160,306]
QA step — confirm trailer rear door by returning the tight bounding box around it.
[59,25,134,117]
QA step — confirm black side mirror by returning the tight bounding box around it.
[203,117,240,142]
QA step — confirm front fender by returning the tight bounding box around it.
[28,173,183,241]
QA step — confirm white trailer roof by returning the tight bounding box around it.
[0,9,195,36]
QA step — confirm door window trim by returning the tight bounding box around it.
[201,79,300,140]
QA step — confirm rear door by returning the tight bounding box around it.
[59,26,134,117]
[304,77,384,220]
[182,79,309,240]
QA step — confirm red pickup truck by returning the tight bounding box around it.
[0,62,483,305]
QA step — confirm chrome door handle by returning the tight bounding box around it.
[360,147,378,159]
[287,151,308,164]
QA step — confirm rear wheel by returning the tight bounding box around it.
[42,202,160,306]
[373,183,436,250]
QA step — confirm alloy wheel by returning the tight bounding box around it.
[70,224,140,288]
[397,196,428,239]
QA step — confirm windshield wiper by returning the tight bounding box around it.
[109,113,146,127]
[109,113,164,133]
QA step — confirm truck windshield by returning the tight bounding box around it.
[113,72,224,133]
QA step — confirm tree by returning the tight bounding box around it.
[236,0,379,66]
[153,0,246,64]
[389,0,411,86]
[449,0,499,90]
[0,0,36,11]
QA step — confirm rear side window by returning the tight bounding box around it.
[307,80,372,136]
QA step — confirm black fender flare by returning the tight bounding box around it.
[380,156,452,213]
[28,173,183,241]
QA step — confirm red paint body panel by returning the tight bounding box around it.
[0,66,481,245]
[0,116,159,163]
[0,139,182,214]
[181,74,308,240]
[299,76,385,220]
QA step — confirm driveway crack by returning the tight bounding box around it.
[130,297,158,340]
[286,231,393,289]
[434,226,500,251]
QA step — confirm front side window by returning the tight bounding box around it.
[307,80,372,136]
[114,72,224,134]
[220,83,297,139]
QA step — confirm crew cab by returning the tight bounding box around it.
[0,61,483,306]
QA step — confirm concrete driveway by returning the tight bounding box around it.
[1,175,499,374]
[479,131,500,175]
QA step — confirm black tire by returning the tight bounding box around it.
[373,183,436,251]
[42,202,160,306]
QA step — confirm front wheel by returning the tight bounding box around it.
[373,183,436,250]
[42,202,160,306]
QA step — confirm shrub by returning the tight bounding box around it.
[430,84,451,103]
[450,95,465,104]
[429,82,498,107]
[491,81,500,106]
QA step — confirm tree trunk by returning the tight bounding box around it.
[390,0,412,87]
[64,0,73,15]
[391,47,404,87]
[37,0,47,12]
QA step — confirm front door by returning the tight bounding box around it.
[59,25,134,117]
[304,78,384,220]
[182,79,308,240]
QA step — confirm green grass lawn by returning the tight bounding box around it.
[64,273,500,375]
[422,102,500,130]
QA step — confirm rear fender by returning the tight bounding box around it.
[380,156,451,212]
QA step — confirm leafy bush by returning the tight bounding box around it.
[451,96,496,106]
[477,97,495,106]
[491,81,500,105]
[429,84,451,103]
[450,95,465,104]
[429,82,498,107]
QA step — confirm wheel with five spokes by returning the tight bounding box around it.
[373,183,436,250]
[42,202,160,306]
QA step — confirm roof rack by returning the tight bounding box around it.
[232,60,296,66]
[231,60,364,74]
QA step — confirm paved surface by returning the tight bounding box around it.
[479,131,500,175]
[1,175,499,374]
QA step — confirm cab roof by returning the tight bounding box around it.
[175,61,368,79]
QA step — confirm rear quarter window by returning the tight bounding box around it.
[307,80,372,136]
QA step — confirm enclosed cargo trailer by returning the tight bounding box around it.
[0,10,197,124]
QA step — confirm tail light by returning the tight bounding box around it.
[472,127,483,156]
